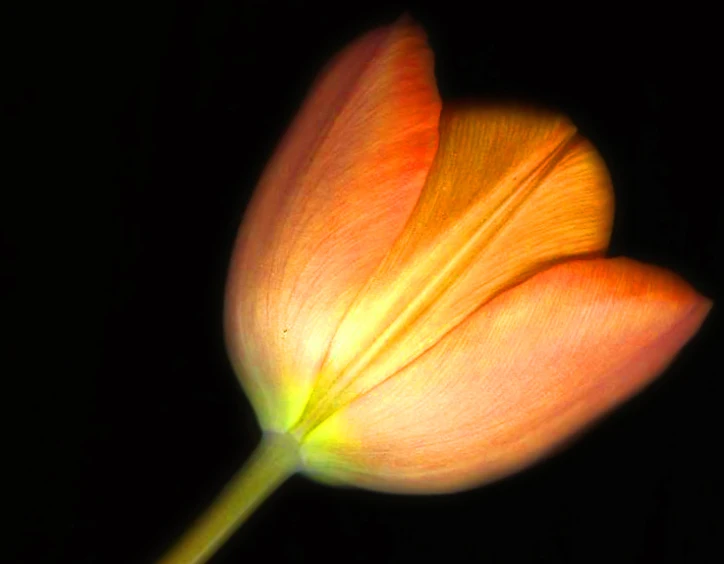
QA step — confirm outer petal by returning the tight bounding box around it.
[224,20,441,431]
[297,106,613,435]
[300,258,711,493]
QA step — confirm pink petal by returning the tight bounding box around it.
[301,258,711,493]
[224,20,441,431]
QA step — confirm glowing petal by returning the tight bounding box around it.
[301,258,711,493]
[224,20,441,430]
[296,106,614,435]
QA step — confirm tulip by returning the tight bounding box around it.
[158,17,711,563]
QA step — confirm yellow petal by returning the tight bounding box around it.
[224,19,441,431]
[295,105,614,436]
[300,258,711,492]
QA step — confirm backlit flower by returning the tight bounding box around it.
[224,19,710,493]
[159,18,711,564]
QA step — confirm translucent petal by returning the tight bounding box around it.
[297,106,613,435]
[301,258,711,492]
[224,20,441,430]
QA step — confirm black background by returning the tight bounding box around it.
[6,2,723,563]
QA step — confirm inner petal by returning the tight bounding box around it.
[294,105,613,437]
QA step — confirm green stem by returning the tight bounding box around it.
[158,432,300,564]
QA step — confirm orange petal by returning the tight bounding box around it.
[300,258,711,493]
[297,106,613,435]
[224,19,441,431]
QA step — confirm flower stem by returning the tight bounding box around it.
[158,432,300,564]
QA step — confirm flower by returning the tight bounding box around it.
[158,17,712,564]
[223,18,710,495]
